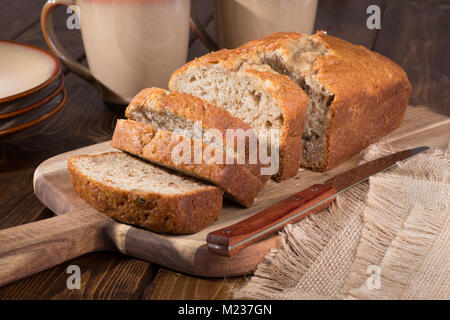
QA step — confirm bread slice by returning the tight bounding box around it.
[169,58,308,181]
[232,31,411,171]
[68,152,222,234]
[169,31,410,172]
[125,87,271,183]
[111,119,264,207]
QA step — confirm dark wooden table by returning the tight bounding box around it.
[0,0,448,299]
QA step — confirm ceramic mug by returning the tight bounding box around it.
[41,0,191,105]
[191,0,318,50]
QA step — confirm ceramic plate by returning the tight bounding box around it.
[0,75,64,119]
[0,88,67,137]
[0,41,61,103]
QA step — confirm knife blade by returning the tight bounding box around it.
[206,146,429,257]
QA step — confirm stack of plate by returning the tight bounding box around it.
[0,41,67,137]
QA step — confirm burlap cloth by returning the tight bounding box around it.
[234,143,449,300]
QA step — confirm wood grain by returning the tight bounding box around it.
[374,0,450,115]
[207,184,336,257]
[26,142,284,278]
[0,208,113,287]
[149,108,450,299]
[314,0,386,48]
[0,252,157,300]
[0,0,47,40]
[0,106,447,288]
[144,268,246,300]
[0,0,213,299]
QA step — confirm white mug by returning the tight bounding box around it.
[42,0,192,105]
[191,0,319,50]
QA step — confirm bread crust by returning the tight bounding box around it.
[68,152,223,234]
[172,31,410,172]
[312,31,411,170]
[235,31,411,171]
[169,52,308,181]
[127,88,271,183]
[112,119,264,207]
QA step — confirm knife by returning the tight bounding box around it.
[207,146,429,257]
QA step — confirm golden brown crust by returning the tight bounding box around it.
[127,88,271,183]
[169,48,254,79]
[169,32,304,81]
[169,49,308,181]
[239,31,411,171]
[68,152,222,234]
[311,31,411,170]
[179,31,410,172]
[163,91,254,133]
[126,87,168,117]
[168,32,303,79]
[112,119,264,207]
[170,31,410,173]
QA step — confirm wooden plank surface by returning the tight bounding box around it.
[374,0,450,115]
[1,107,449,298]
[0,0,449,300]
[144,269,246,300]
[0,0,47,40]
[0,252,156,300]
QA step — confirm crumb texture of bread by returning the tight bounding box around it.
[169,59,308,181]
[68,152,223,234]
[111,119,264,207]
[169,31,410,172]
[126,87,271,183]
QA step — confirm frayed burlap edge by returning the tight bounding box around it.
[233,181,368,299]
[342,147,449,299]
[234,144,449,300]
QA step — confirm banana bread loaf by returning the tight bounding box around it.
[169,31,411,171]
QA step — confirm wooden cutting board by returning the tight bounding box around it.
[0,107,448,286]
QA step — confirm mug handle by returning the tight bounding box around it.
[190,1,218,51]
[41,0,95,84]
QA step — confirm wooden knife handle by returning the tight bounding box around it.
[207,184,337,257]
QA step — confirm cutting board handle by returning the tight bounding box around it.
[0,210,113,286]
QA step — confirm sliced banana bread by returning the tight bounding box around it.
[111,119,264,207]
[125,87,271,183]
[68,152,223,234]
[169,59,308,181]
[171,31,411,172]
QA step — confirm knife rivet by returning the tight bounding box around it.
[294,197,301,201]
[223,229,231,234]
[311,188,319,192]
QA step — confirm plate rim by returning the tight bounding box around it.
[0,87,67,137]
[0,74,65,120]
[0,40,61,104]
